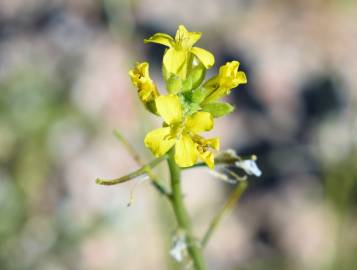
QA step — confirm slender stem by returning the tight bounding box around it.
[96,156,166,186]
[183,154,256,170]
[183,157,240,170]
[167,150,207,270]
[201,181,248,248]
[114,129,144,164]
[113,129,171,197]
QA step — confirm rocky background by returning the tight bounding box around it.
[0,0,356,269]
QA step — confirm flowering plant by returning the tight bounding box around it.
[97,25,260,270]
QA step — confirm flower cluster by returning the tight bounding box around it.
[129,25,247,169]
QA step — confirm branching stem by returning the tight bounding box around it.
[95,156,166,186]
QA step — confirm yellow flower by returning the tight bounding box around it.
[144,25,215,79]
[192,135,220,169]
[129,62,159,102]
[202,61,247,104]
[144,95,219,168]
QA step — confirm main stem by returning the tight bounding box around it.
[167,151,207,270]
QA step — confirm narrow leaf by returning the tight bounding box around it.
[201,102,234,118]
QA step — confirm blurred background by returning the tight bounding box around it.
[1,0,357,269]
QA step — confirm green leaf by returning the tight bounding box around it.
[201,102,234,118]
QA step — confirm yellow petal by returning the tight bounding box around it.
[175,24,188,41]
[236,71,247,84]
[191,47,215,69]
[163,48,187,77]
[155,95,182,124]
[137,62,150,77]
[206,137,220,150]
[144,127,175,157]
[185,112,213,133]
[220,61,239,77]
[197,137,220,169]
[218,61,247,88]
[144,33,173,47]
[199,150,215,169]
[187,31,201,47]
[175,25,201,48]
[129,62,149,88]
[175,25,189,40]
[129,62,158,102]
[174,134,198,167]
[138,81,158,102]
[202,61,247,104]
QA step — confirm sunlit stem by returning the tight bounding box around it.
[201,181,248,248]
[167,149,207,270]
[107,129,171,197]
[185,156,241,169]
[184,154,256,170]
[96,156,166,186]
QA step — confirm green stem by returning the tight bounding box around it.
[202,181,248,248]
[167,150,207,270]
[96,156,166,186]
[183,157,240,169]
[113,129,171,198]
[183,154,256,170]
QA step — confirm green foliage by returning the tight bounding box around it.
[201,102,234,118]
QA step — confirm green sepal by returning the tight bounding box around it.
[162,51,171,83]
[181,90,193,102]
[179,93,200,116]
[188,63,206,89]
[167,75,182,94]
[191,87,209,104]
[186,103,200,116]
[180,63,206,92]
[201,102,234,118]
[182,76,193,91]
[144,100,159,116]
